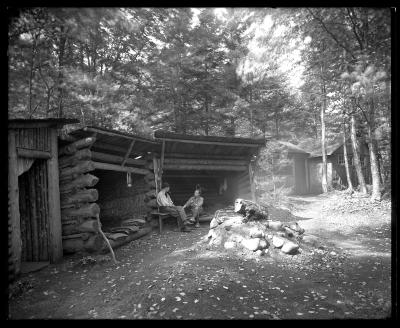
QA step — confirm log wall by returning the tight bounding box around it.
[58,136,153,254]
[58,137,104,254]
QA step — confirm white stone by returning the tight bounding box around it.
[250,229,264,239]
[241,238,260,251]
[269,221,283,231]
[272,236,285,248]
[281,241,299,254]
[258,239,269,250]
[210,218,219,229]
[224,241,236,250]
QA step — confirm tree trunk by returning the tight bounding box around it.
[57,30,67,118]
[368,99,381,201]
[320,84,328,193]
[343,122,353,192]
[350,114,368,194]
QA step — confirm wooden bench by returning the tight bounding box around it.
[151,210,176,234]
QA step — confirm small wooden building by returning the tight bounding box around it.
[280,139,371,194]
[8,119,78,281]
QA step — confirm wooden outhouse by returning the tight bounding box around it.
[8,119,78,281]
[279,139,371,194]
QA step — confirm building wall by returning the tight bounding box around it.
[308,157,333,194]
[293,154,308,194]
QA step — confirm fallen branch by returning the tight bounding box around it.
[96,214,117,264]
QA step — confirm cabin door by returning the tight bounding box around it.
[18,159,50,262]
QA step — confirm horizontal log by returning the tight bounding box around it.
[91,151,145,166]
[61,189,98,206]
[61,217,88,226]
[59,174,99,193]
[63,234,104,254]
[61,203,100,220]
[59,137,96,156]
[158,137,261,147]
[102,226,152,252]
[84,127,159,144]
[62,219,99,235]
[59,149,92,168]
[163,152,247,160]
[163,158,248,166]
[162,164,247,171]
[60,161,95,179]
[93,161,148,175]
[62,232,91,240]
[16,148,51,159]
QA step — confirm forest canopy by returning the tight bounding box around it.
[8,7,391,198]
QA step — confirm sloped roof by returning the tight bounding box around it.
[277,141,310,154]
[308,138,345,158]
[154,130,266,145]
[278,137,347,158]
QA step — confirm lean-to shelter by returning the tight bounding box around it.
[58,126,265,255]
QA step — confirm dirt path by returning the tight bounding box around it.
[8,192,392,319]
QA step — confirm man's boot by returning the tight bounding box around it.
[181,226,192,232]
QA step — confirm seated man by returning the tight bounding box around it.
[156,182,191,232]
[183,186,204,228]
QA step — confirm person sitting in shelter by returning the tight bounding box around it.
[156,182,192,232]
[183,184,204,228]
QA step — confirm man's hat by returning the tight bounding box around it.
[162,182,170,189]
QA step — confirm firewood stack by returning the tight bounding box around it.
[206,198,305,256]
[58,137,104,254]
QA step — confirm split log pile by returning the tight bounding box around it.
[206,198,308,256]
[58,137,105,254]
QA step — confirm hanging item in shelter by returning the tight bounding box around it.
[127,172,132,187]
[219,177,227,195]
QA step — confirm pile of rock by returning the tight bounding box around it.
[206,198,306,256]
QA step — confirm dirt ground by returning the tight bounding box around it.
[8,191,392,319]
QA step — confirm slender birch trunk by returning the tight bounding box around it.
[350,114,368,194]
[320,79,328,193]
[367,98,381,201]
[343,122,353,192]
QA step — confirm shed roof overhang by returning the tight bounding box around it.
[9,118,79,129]
[154,130,265,159]
[63,127,266,174]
